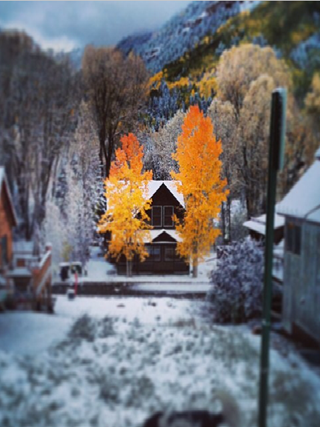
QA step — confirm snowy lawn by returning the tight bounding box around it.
[0,296,319,427]
[78,246,216,284]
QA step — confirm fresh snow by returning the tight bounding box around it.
[0,312,72,355]
[146,180,185,208]
[0,296,320,427]
[74,246,216,284]
[277,156,320,221]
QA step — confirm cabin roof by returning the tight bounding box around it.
[0,166,18,227]
[13,240,34,254]
[147,181,185,208]
[277,151,320,223]
[147,229,182,243]
[243,212,285,235]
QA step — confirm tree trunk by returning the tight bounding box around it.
[192,254,198,278]
[221,202,226,243]
[126,258,132,277]
[105,130,115,178]
[227,196,231,243]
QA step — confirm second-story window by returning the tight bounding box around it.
[163,206,174,227]
[152,206,162,227]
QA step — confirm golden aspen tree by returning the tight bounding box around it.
[98,133,153,276]
[171,105,228,277]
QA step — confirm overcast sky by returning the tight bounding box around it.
[0,1,191,52]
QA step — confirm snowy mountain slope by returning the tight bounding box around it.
[163,1,320,97]
[117,1,258,73]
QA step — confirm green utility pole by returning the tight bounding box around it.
[258,88,287,427]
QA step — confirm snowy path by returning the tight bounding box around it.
[0,296,320,427]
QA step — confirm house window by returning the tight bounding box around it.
[1,236,8,266]
[163,206,174,227]
[148,245,161,261]
[164,246,178,261]
[286,222,301,255]
[152,206,162,227]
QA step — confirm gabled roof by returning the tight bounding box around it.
[143,229,182,243]
[243,212,285,235]
[276,150,320,224]
[0,167,18,227]
[147,181,185,208]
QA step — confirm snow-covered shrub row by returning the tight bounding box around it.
[207,238,264,323]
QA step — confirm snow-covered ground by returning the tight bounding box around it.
[80,246,215,284]
[0,296,319,427]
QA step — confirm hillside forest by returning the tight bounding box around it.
[0,1,319,273]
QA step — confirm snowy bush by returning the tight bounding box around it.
[68,314,97,342]
[207,239,264,323]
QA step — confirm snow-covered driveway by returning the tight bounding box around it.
[0,296,319,427]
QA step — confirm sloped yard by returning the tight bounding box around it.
[0,296,319,427]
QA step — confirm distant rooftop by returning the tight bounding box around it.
[277,149,320,223]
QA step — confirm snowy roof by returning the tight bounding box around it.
[7,268,32,278]
[277,153,320,223]
[149,229,182,243]
[13,240,33,254]
[146,181,185,208]
[141,229,182,243]
[243,212,285,235]
[0,166,18,226]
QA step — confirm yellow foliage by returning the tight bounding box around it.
[98,133,153,265]
[291,26,315,45]
[149,71,163,90]
[305,73,320,116]
[196,74,218,98]
[167,76,190,90]
[171,106,228,272]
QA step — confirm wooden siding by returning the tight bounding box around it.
[282,218,320,343]
[116,243,189,275]
[112,182,188,275]
[0,185,14,268]
[147,183,184,228]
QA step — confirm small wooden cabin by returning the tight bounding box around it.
[115,181,189,275]
[0,167,52,310]
[0,167,18,273]
[277,148,320,344]
[243,212,284,244]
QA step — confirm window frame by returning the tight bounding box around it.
[147,245,161,262]
[151,206,162,228]
[286,222,301,255]
[164,246,178,262]
[163,206,174,228]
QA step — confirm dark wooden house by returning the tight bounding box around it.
[0,167,52,311]
[0,167,18,274]
[115,181,189,275]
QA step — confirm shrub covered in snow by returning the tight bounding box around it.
[207,239,264,323]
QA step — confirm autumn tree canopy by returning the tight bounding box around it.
[0,30,79,241]
[215,44,299,217]
[171,105,228,277]
[82,46,149,178]
[98,133,153,276]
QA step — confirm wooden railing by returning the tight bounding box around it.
[30,246,52,304]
